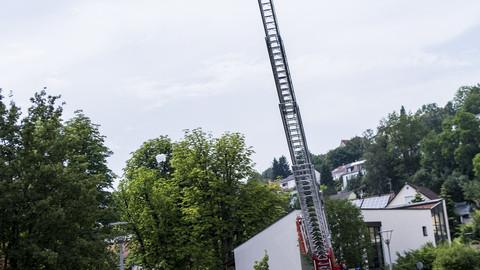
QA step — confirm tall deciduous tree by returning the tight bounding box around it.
[0,91,115,269]
[363,134,395,195]
[325,198,370,268]
[117,130,289,270]
[0,90,21,270]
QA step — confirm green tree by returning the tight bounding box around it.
[261,167,273,180]
[363,134,394,195]
[346,174,364,197]
[312,154,336,195]
[432,243,480,270]
[396,243,480,270]
[381,106,425,187]
[325,137,367,169]
[325,198,370,268]
[421,104,480,179]
[463,154,480,207]
[237,180,289,238]
[117,130,289,270]
[395,243,437,270]
[0,91,115,269]
[453,85,480,113]
[459,210,480,243]
[270,156,292,180]
[440,185,460,238]
[0,90,21,270]
[416,103,452,133]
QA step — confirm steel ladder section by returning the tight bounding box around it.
[257,0,332,268]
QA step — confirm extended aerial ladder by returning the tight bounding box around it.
[256,1,339,269]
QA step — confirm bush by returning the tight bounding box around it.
[395,243,436,270]
[395,242,480,270]
[432,243,480,270]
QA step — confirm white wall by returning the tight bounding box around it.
[234,211,303,270]
[362,209,436,263]
[388,184,428,207]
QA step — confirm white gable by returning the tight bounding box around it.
[388,184,429,207]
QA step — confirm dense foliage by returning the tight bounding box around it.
[312,137,369,194]
[292,85,480,234]
[362,85,480,197]
[261,155,292,180]
[0,90,115,269]
[459,210,480,243]
[297,85,480,201]
[324,198,370,268]
[117,129,290,270]
[395,243,480,270]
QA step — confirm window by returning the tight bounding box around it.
[431,204,448,244]
[366,222,384,270]
[422,226,428,236]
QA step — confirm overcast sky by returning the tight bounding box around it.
[2,0,480,185]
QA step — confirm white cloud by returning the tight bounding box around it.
[120,55,266,109]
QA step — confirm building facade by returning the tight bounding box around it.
[234,211,305,270]
[234,184,450,270]
[331,160,366,191]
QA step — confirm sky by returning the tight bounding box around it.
[1,0,480,186]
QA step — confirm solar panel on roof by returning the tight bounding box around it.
[360,195,391,209]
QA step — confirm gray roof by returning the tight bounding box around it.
[279,174,295,184]
[352,194,393,209]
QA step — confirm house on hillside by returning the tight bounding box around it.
[234,184,450,270]
[331,160,366,191]
[278,170,321,191]
[454,201,474,224]
[340,139,350,147]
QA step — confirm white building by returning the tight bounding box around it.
[279,174,296,190]
[331,160,366,190]
[358,198,451,266]
[278,171,321,191]
[454,201,473,224]
[234,184,450,270]
[234,211,305,270]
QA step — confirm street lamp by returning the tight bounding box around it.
[379,230,393,270]
[115,235,128,270]
[108,222,129,270]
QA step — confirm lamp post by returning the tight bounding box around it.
[116,235,127,270]
[379,230,393,270]
[108,222,129,270]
